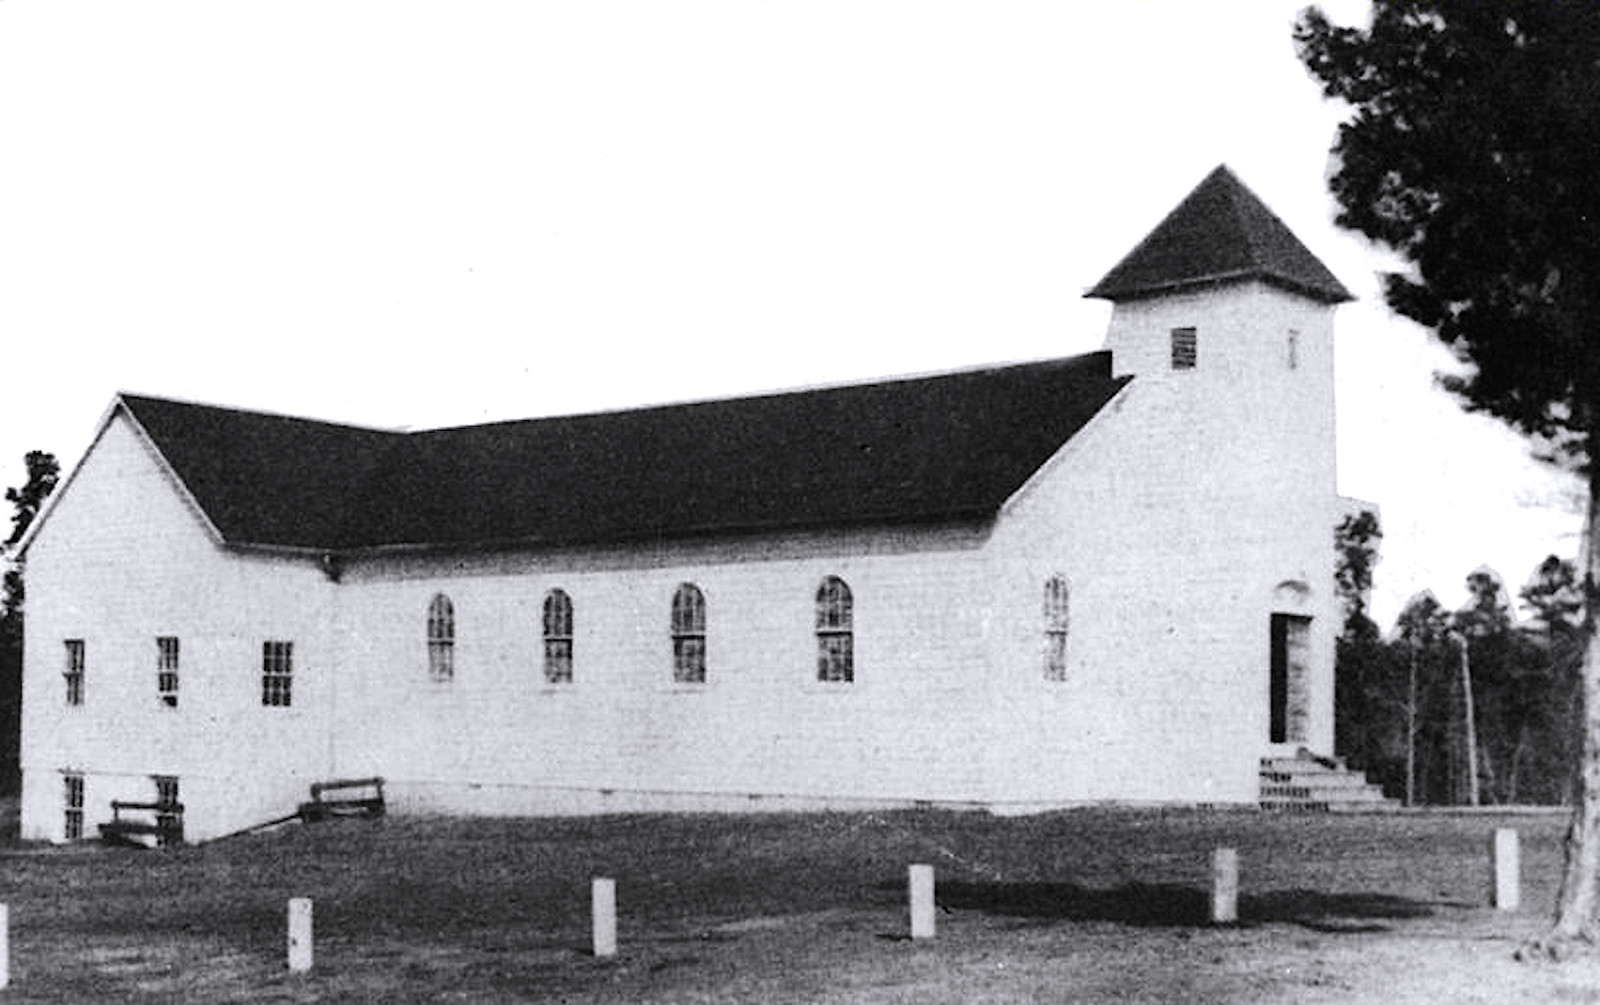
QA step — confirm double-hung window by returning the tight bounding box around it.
[64,640,84,706]
[671,583,707,684]
[428,594,455,682]
[262,641,293,707]
[63,773,84,841]
[815,576,854,683]
[1043,576,1070,682]
[543,589,574,684]
[157,636,180,707]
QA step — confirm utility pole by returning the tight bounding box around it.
[1406,643,1417,808]
[1457,630,1480,807]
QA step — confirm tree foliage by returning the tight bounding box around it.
[1298,0,1600,939]
[0,451,59,797]
[1297,2,1600,453]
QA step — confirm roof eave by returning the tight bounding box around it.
[1087,269,1353,305]
[326,507,1001,561]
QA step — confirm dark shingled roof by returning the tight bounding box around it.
[1087,165,1353,305]
[120,395,406,548]
[118,351,1131,552]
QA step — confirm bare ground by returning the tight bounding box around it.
[0,805,1596,1002]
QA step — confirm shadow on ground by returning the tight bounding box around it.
[932,881,1440,931]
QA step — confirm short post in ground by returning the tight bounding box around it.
[1210,848,1239,924]
[909,864,935,940]
[592,878,617,958]
[0,903,10,990]
[287,897,313,973]
[1493,828,1520,912]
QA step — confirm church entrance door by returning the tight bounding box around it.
[1269,613,1312,744]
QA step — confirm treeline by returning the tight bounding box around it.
[0,451,60,796]
[1335,511,1582,805]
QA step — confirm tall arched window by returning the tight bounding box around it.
[816,575,853,683]
[543,589,573,684]
[427,593,455,681]
[1043,575,1070,682]
[671,583,706,683]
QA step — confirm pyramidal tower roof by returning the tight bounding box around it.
[1087,165,1353,305]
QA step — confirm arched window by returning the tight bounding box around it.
[427,593,455,681]
[816,575,853,683]
[671,583,706,683]
[543,589,573,684]
[1043,575,1070,681]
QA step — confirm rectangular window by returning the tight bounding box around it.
[63,773,84,841]
[1171,326,1197,370]
[262,641,293,708]
[63,639,84,706]
[157,636,179,708]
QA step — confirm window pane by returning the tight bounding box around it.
[817,633,854,683]
[674,636,706,684]
[543,589,572,637]
[543,639,573,684]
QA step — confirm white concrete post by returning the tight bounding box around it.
[909,864,935,940]
[592,878,617,958]
[1211,848,1239,924]
[1493,828,1520,912]
[0,903,11,990]
[287,898,313,973]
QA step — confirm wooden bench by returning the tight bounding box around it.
[299,777,386,822]
[99,799,184,847]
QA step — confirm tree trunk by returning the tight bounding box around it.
[1552,469,1600,939]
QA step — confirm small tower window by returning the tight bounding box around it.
[1171,327,1197,370]
[1287,329,1300,370]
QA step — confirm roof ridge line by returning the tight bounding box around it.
[116,391,408,435]
[407,351,1114,435]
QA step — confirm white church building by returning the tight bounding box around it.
[17,167,1368,842]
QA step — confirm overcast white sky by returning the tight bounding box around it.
[0,1,1580,627]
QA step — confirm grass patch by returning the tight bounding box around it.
[0,806,1593,1002]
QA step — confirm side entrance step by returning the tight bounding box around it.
[1260,752,1399,813]
[298,777,386,823]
